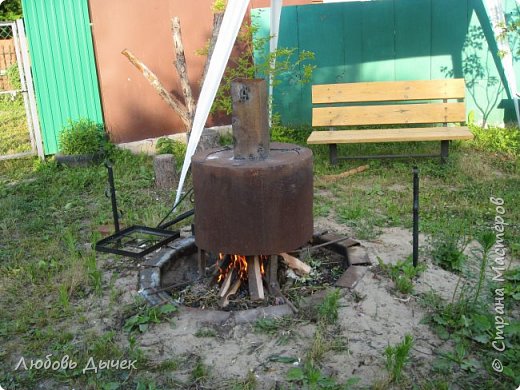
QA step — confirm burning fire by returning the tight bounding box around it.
[217,254,267,284]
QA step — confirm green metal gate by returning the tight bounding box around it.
[21,0,103,155]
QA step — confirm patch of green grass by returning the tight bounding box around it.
[219,132,233,146]
[123,303,177,333]
[286,363,359,390]
[428,227,469,273]
[0,95,31,155]
[58,118,106,155]
[313,195,333,218]
[317,289,341,325]
[384,334,414,384]
[155,137,187,170]
[378,257,426,294]
[283,288,351,388]
[253,316,299,345]
[154,358,180,372]
[253,316,295,334]
[500,267,520,303]
[88,330,123,361]
[190,356,210,384]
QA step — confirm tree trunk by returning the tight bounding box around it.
[201,12,224,84]
[153,154,178,190]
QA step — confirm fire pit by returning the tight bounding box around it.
[192,79,313,304]
[138,79,370,314]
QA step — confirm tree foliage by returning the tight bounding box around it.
[210,21,315,115]
[497,7,520,57]
[0,0,23,22]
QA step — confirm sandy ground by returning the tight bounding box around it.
[80,219,482,389]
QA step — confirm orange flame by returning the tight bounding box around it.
[217,254,268,284]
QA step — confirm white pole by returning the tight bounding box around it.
[17,19,45,158]
[484,0,520,126]
[268,0,283,126]
[173,0,251,207]
[11,21,36,153]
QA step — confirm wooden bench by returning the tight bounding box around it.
[306,79,474,164]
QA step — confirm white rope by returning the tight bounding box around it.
[484,0,520,126]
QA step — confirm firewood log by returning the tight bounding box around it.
[219,279,241,308]
[280,253,311,276]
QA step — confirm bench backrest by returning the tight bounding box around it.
[312,79,466,127]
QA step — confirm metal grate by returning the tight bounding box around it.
[0,24,14,39]
[95,226,181,258]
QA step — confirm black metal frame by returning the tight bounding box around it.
[95,226,180,258]
[95,161,193,259]
[328,140,450,165]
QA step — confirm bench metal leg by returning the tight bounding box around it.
[329,144,338,165]
[440,140,449,164]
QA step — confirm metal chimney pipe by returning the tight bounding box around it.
[231,78,270,160]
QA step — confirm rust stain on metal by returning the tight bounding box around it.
[231,78,270,161]
[192,79,313,255]
[192,143,313,255]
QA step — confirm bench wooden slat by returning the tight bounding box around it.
[312,79,466,104]
[312,102,466,127]
[307,127,473,144]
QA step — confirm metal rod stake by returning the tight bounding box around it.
[412,166,419,267]
[106,162,120,233]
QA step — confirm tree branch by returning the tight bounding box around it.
[172,17,195,130]
[121,48,191,130]
[201,12,224,84]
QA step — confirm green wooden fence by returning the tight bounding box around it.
[253,0,519,127]
[21,0,103,154]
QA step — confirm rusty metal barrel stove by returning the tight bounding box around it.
[192,79,313,255]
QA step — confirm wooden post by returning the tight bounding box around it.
[247,256,265,301]
[153,154,177,190]
[267,254,279,292]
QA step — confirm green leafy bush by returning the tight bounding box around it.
[58,118,106,155]
[429,229,469,273]
[377,257,426,294]
[318,289,341,325]
[201,16,315,116]
[469,124,520,157]
[385,334,414,383]
[123,303,177,333]
[155,138,187,169]
[271,124,313,145]
[0,0,22,21]
[218,132,233,146]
